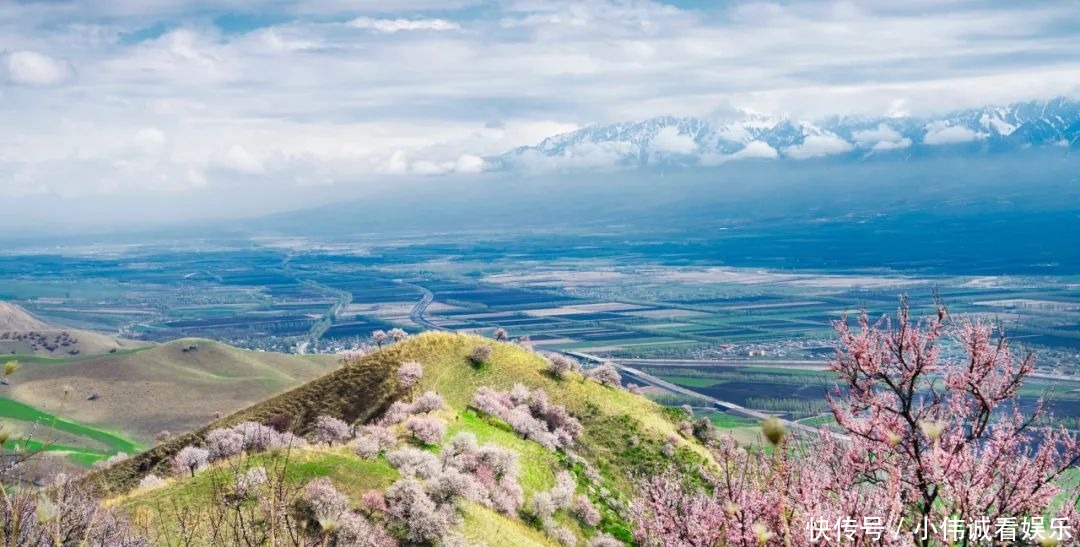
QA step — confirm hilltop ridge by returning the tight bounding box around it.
[88,331,718,545]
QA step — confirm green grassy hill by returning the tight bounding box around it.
[90,332,717,546]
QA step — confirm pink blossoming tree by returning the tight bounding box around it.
[632,300,1080,547]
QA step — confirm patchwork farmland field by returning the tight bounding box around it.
[3,240,1079,378]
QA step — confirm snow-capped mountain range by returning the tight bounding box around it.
[498,97,1080,170]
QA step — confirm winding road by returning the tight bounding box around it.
[563,350,832,438]
[409,286,443,331]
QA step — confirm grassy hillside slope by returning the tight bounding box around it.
[90,332,717,545]
[0,301,49,331]
[85,340,405,496]
[7,339,339,444]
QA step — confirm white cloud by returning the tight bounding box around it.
[1,0,1080,222]
[212,145,264,174]
[871,138,912,151]
[133,128,168,155]
[511,141,635,172]
[782,134,854,159]
[3,50,73,86]
[922,123,988,145]
[454,154,485,173]
[852,124,901,146]
[348,17,460,33]
[732,140,779,159]
[651,126,697,155]
[377,150,486,175]
[851,124,911,151]
[700,140,779,165]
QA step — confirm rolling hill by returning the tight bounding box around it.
[0,300,151,357]
[5,339,340,448]
[87,332,718,545]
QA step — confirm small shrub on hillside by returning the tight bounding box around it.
[335,512,397,547]
[137,474,166,490]
[440,432,525,515]
[542,518,578,547]
[405,416,446,445]
[493,327,509,341]
[361,490,388,515]
[378,391,443,426]
[302,478,349,526]
[358,424,397,447]
[352,424,397,459]
[351,436,382,460]
[313,415,352,445]
[387,447,441,479]
[515,335,534,351]
[468,345,493,366]
[530,492,557,519]
[384,478,456,544]
[626,383,643,395]
[173,446,210,477]
[379,401,413,426]
[587,364,621,388]
[92,452,130,470]
[471,384,582,450]
[547,354,581,380]
[388,327,409,343]
[549,470,577,509]
[691,417,719,446]
[205,427,244,460]
[337,345,374,363]
[427,467,481,505]
[264,412,294,432]
[234,466,268,499]
[371,330,388,347]
[573,494,602,527]
[587,534,624,547]
[228,421,307,454]
[267,431,307,452]
[411,391,444,414]
[397,360,423,387]
[676,420,693,438]
[233,422,278,451]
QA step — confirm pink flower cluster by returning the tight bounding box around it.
[174,421,309,477]
[378,391,444,426]
[397,360,424,387]
[472,383,582,450]
[631,301,1080,547]
[380,432,526,542]
[312,415,352,446]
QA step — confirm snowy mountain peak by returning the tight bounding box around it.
[499,97,1080,170]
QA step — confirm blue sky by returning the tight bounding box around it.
[1,0,1079,222]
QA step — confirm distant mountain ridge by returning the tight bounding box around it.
[498,97,1080,169]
